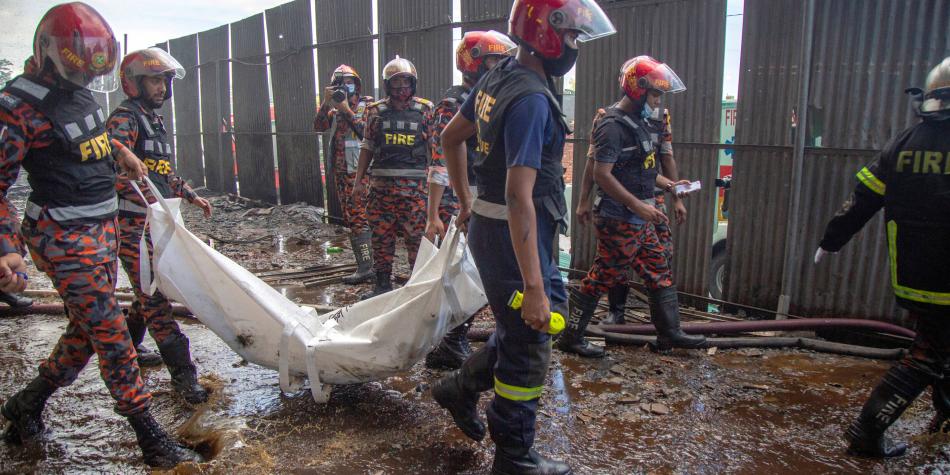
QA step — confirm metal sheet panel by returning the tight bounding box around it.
[460,0,508,33]
[569,0,726,295]
[315,0,373,42]
[727,0,949,322]
[230,14,278,203]
[267,0,323,206]
[168,34,204,188]
[316,0,375,222]
[380,0,452,103]
[198,25,236,194]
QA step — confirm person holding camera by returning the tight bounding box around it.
[352,57,433,300]
[314,65,376,284]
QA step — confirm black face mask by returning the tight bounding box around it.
[542,44,578,77]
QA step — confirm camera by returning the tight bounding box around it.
[331,86,347,103]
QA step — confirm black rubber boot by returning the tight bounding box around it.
[0,291,33,308]
[359,271,392,300]
[426,316,474,370]
[555,290,605,358]
[649,286,706,351]
[342,231,374,285]
[432,345,495,441]
[127,411,203,468]
[491,446,572,475]
[126,310,163,368]
[846,362,932,458]
[1,376,57,444]
[157,334,208,405]
[606,285,628,325]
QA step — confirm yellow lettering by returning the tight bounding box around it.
[946,152,950,174]
[644,152,656,169]
[406,135,415,146]
[913,151,922,173]
[79,141,93,161]
[896,150,913,172]
[97,134,112,155]
[475,91,496,124]
[922,151,942,174]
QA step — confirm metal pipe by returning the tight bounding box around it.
[777,0,816,319]
[587,326,907,360]
[598,318,915,339]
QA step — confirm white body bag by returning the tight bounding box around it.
[131,178,485,402]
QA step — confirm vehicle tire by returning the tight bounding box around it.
[708,248,727,301]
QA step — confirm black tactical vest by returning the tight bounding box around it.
[111,100,174,198]
[1,75,117,220]
[595,106,660,203]
[473,57,567,206]
[441,85,479,187]
[371,97,430,178]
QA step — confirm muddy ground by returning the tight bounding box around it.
[1,184,948,474]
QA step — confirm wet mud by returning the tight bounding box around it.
[1,186,948,473]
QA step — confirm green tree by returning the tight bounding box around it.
[0,59,14,84]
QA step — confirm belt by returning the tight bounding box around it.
[26,196,118,221]
[471,198,508,221]
[118,199,148,215]
[370,168,427,178]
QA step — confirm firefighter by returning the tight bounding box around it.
[352,57,433,300]
[564,56,706,357]
[423,30,516,371]
[108,47,212,404]
[431,1,615,472]
[314,65,375,284]
[0,3,200,468]
[817,56,950,458]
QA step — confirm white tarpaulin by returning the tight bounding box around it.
[131,179,485,402]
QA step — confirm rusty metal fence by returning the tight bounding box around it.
[89,0,949,327]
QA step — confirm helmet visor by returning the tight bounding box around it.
[556,0,616,43]
[48,34,120,93]
[128,47,186,80]
[642,63,686,94]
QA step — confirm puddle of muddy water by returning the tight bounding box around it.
[2,313,948,474]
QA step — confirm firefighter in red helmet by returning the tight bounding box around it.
[568,56,705,358]
[314,65,376,285]
[432,1,614,473]
[0,2,200,468]
[424,30,515,371]
[108,47,213,403]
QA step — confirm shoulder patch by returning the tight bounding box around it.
[0,92,21,112]
[413,97,434,109]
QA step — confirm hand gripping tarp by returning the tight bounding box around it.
[130,178,485,402]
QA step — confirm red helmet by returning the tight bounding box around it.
[120,47,185,100]
[330,64,362,95]
[619,56,686,101]
[508,0,615,60]
[32,2,119,92]
[456,30,516,83]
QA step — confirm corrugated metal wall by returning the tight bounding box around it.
[728,0,949,324]
[198,25,235,194]
[230,13,278,203]
[461,0,509,33]
[267,0,323,206]
[570,0,726,296]
[379,0,452,104]
[168,34,204,187]
[315,0,374,223]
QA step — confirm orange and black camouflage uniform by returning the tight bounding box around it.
[429,93,463,228]
[314,96,374,233]
[580,106,675,296]
[108,99,197,346]
[0,75,150,416]
[362,97,433,274]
